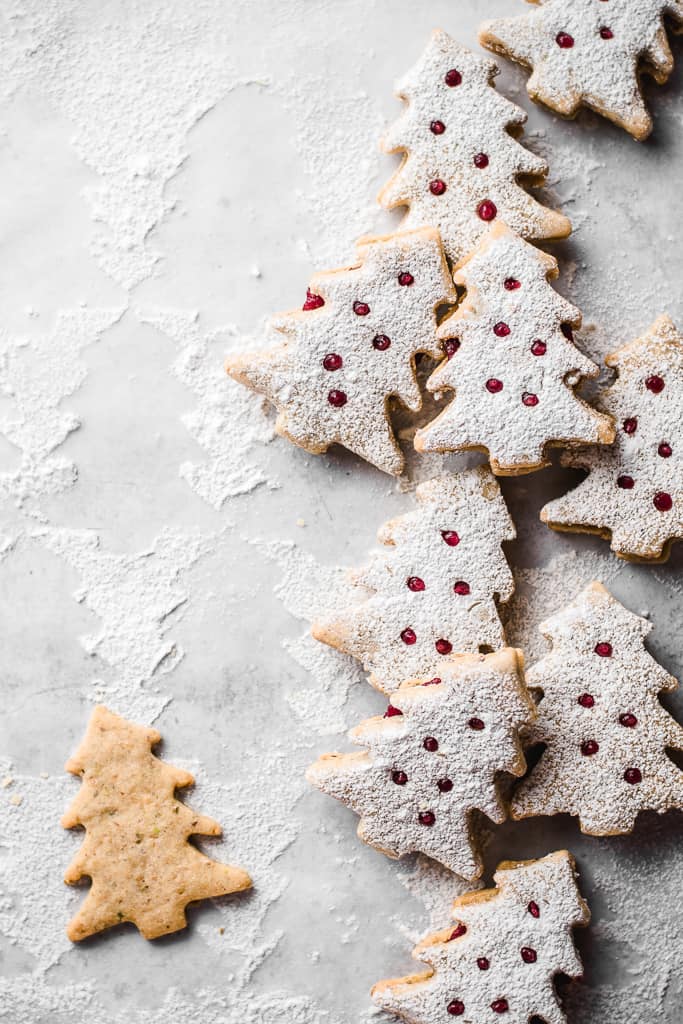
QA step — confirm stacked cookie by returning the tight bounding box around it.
[225,16,683,1023]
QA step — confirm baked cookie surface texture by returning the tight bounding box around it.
[372,850,589,1024]
[378,28,570,268]
[307,649,534,880]
[62,706,252,941]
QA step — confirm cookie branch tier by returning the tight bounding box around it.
[372,851,589,1024]
[225,228,456,476]
[480,0,683,141]
[378,28,570,268]
[414,221,615,474]
[542,315,683,561]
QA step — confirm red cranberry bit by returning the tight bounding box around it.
[450,924,467,940]
[474,152,489,168]
[436,639,453,655]
[469,717,485,731]
[430,119,446,135]
[578,693,595,708]
[654,491,673,512]
[522,392,539,407]
[401,628,417,645]
[430,179,447,196]
[561,323,574,341]
[646,374,665,393]
[398,271,414,286]
[443,338,460,359]
[327,389,347,408]
[441,530,460,546]
[494,321,511,337]
[303,289,324,310]
[477,957,490,971]
[491,999,509,1014]
[478,199,497,221]
[581,739,599,756]
[521,947,537,964]
[447,1000,465,1016]
[486,378,504,393]
[453,581,470,596]
[423,677,442,686]
[556,31,574,48]
[438,778,453,792]
[658,442,672,458]
[392,769,408,785]
[407,576,426,592]
[623,417,638,434]
[528,901,540,918]
[372,334,391,351]
[595,642,613,657]
[384,705,403,718]
[445,68,462,87]
[353,301,370,316]
[619,713,638,728]
[423,736,439,752]
[504,277,521,291]
[624,767,642,784]
[617,475,634,489]
[531,339,547,356]
[600,26,614,39]
[322,353,342,371]
[418,810,436,826]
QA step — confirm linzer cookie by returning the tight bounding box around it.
[414,221,614,474]
[372,850,589,1023]
[542,315,683,561]
[225,229,456,476]
[378,28,570,268]
[312,467,516,696]
[511,582,683,836]
[62,707,251,941]
[480,0,683,140]
[307,650,533,880]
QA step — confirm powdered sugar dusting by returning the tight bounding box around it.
[379,29,570,267]
[308,650,534,880]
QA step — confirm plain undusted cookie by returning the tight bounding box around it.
[511,581,683,836]
[307,649,534,881]
[378,28,570,269]
[372,850,589,1024]
[480,0,683,140]
[414,221,615,474]
[62,706,252,941]
[542,315,683,561]
[225,228,456,476]
[312,466,516,696]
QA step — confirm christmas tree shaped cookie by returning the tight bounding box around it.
[225,229,456,476]
[312,467,516,696]
[542,315,683,561]
[480,0,683,140]
[62,706,251,940]
[307,649,534,880]
[511,582,683,836]
[372,850,589,1023]
[379,29,571,268]
[414,221,615,474]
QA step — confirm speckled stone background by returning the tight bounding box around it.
[1,2,682,1022]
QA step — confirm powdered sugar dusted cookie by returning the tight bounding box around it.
[312,467,516,696]
[542,315,683,561]
[480,0,683,141]
[511,581,683,836]
[225,229,456,476]
[372,850,589,1023]
[414,221,614,474]
[378,29,571,268]
[307,649,534,880]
